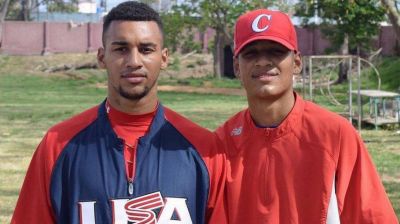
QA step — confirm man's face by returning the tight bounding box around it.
[234,40,301,100]
[97,21,168,101]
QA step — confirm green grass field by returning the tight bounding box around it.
[0,55,399,222]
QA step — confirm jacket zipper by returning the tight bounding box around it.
[124,139,137,196]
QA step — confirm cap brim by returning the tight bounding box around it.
[235,36,296,56]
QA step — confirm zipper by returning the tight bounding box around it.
[128,181,134,195]
[123,139,138,196]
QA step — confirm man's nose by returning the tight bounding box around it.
[126,49,143,68]
[255,54,273,67]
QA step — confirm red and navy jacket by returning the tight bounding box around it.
[12,100,227,224]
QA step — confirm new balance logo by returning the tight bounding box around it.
[78,192,192,224]
[231,126,243,136]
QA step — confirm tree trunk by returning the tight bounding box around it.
[381,0,400,42]
[0,0,11,47]
[336,33,349,84]
[212,29,222,78]
[18,0,31,21]
[0,0,10,21]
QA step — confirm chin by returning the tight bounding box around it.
[252,87,286,99]
[119,87,149,101]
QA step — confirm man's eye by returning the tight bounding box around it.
[140,47,155,54]
[270,49,288,56]
[242,50,257,58]
[114,47,127,52]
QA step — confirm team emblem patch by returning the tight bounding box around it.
[251,14,272,33]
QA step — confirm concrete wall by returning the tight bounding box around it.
[0,21,398,56]
[296,28,332,55]
[0,21,102,55]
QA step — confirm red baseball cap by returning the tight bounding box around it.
[234,9,298,56]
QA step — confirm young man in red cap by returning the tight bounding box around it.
[216,9,398,223]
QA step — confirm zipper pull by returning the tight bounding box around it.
[128,181,134,195]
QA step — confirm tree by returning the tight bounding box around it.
[0,0,11,47]
[381,0,400,42]
[161,2,199,53]
[0,0,10,22]
[46,0,78,13]
[171,0,280,78]
[296,0,385,83]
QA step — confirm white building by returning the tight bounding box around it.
[78,0,97,13]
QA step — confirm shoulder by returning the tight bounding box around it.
[163,106,223,156]
[301,100,352,132]
[47,105,99,143]
[163,106,212,137]
[215,109,247,139]
[39,105,100,161]
[296,99,359,156]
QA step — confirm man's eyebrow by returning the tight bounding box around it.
[245,42,258,48]
[111,41,129,46]
[140,42,157,48]
[241,45,258,53]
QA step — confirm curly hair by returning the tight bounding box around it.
[102,1,164,46]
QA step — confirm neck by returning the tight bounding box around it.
[107,90,158,115]
[248,92,295,127]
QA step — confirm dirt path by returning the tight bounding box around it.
[158,85,246,96]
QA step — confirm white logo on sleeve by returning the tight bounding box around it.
[78,192,192,224]
[252,14,272,32]
[231,126,243,136]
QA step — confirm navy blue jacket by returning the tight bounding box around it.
[12,101,227,224]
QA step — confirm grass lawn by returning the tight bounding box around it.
[0,59,399,222]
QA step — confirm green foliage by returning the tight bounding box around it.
[195,0,277,40]
[162,0,286,76]
[1,0,79,20]
[161,1,286,50]
[139,0,158,4]
[375,57,400,91]
[181,32,202,53]
[295,0,385,53]
[161,3,199,52]
[47,1,78,13]
[1,0,18,20]
[169,56,181,71]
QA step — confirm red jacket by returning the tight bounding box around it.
[216,94,398,223]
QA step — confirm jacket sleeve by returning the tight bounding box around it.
[11,133,57,224]
[202,133,228,224]
[335,123,398,223]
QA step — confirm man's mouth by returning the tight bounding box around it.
[252,71,279,81]
[122,73,146,84]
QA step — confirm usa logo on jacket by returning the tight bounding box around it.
[78,192,192,224]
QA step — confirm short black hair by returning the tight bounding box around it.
[102,1,164,46]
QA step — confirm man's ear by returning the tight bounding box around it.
[233,56,240,79]
[97,47,106,69]
[293,52,302,75]
[161,48,169,69]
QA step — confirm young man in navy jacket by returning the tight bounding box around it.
[12,2,226,223]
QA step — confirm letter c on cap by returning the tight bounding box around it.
[252,14,272,32]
